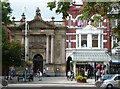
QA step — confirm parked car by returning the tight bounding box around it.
[101,74,114,82]
[101,74,120,89]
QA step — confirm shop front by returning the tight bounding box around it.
[66,49,111,76]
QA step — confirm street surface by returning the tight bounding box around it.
[0,76,97,88]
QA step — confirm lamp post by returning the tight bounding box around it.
[22,12,28,82]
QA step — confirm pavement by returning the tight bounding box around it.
[1,76,96,88]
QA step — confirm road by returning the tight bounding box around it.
[1,76,97,89]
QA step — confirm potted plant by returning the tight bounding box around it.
[75,75,87,83]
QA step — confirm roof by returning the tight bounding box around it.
[73,51,111,62]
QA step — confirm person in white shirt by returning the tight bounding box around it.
[67,71,71,80]
[36,69,42,81]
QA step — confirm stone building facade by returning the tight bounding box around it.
[8,8,66,76]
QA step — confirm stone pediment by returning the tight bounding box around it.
[19,18,56,30]
[28,19,56,29]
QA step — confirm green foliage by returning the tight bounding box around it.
[75,75,87,80]
[1,0,13,24]
[47,1,71,19]
[47,1,56,11]
[2,40,24,67]
[2,30,24,67]
[80,2,112,19]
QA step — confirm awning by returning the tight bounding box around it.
[73,51,111,62]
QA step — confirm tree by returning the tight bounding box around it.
[1,0,24,76]
[47,1,120,41]
[1,0,12,25]
[2,29,24,76]
[47,1,119,19]
[47,1,72,19]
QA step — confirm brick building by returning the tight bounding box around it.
[64,3,113,75]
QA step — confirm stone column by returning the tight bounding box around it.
[61,36,65,63]
[79,34,81,48]
[51,35,54,63]
[46,35,49,63]
[98,34,101,49]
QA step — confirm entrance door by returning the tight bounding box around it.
[66,56,72,75]
[33,54,43,73]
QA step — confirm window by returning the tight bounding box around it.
[92,34,98,47]
[68,16,71,27]
[100,34,102,48]
[111,19,116,28]
[81,34,87,47]
[114,76,120,80]
[68,36,71,48]
[77,34,79,47]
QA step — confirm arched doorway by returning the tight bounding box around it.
[66,56,72,75]
[33,54,43,73]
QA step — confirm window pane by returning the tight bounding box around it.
[81,34,87,47]
[92,35,98,47]
[77,34,79,47]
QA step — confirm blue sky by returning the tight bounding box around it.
[9,0,83,21]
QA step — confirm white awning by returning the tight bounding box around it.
[73,51,111,62]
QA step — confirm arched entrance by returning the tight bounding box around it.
[33,54,43,73]
[66,56,72,75]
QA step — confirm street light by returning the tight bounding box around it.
[22,12,29,82]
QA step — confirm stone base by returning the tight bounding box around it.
[45,63,66,76]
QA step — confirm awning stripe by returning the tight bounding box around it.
[73,51,111,62]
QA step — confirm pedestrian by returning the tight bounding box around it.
[84,69,88,78]
[43,68,46,77]
[67,71,71,80]
[37,69,42,81]
[96,69,100,81]
[23,67,27,82]
[11,68,16,77]
[7,69,12,80]
[70,71,74,81]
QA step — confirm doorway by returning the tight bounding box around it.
[66,56,72,75]
[33,54,43,73]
